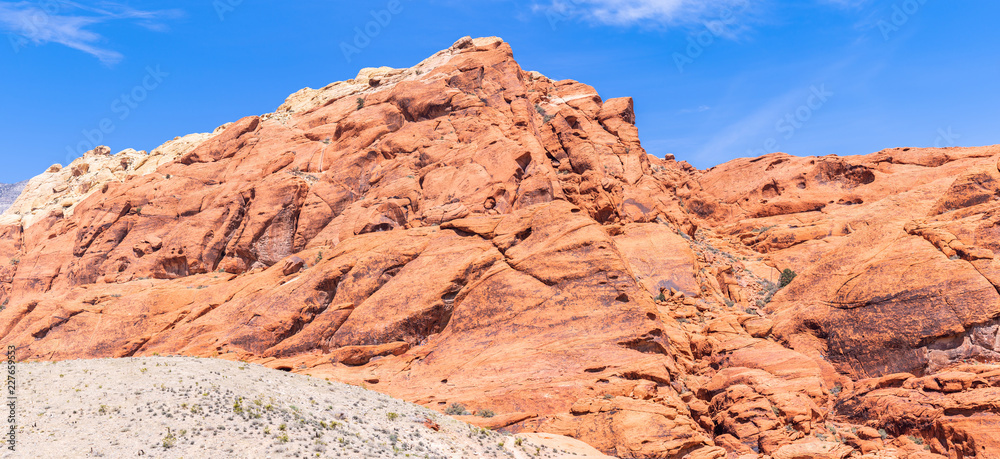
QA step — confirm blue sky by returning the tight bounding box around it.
[0,0,997,183]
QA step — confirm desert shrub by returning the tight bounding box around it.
[162,429,177,448]
[757,279,780,308]
[779,268,797,288]
[356,97,365,110]
[477,409,495,418]
[445,403,468,415]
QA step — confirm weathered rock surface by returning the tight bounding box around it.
[688,147,1000,457]
[1,36,999,458]
[0,37,707,458]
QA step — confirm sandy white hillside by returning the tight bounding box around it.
[0,357,611,458]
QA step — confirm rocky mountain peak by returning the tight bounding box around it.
[2,37,999,458]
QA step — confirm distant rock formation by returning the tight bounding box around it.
[0,132,219,228]
[0,180,27,214]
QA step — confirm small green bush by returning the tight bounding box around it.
[778,268,797,288]
[477,409,495,418]
[356,97,365,110]
[445,403,468,415]
[162,429,177,448]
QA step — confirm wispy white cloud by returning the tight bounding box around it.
[535,0,864,29]
[0,1,181,65]
[535,0,752,27]
[679,104,711,114]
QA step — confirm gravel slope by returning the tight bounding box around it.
[1,357,609,458]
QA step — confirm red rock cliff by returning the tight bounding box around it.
[1,37,999,458]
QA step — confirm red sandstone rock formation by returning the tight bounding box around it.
[1,37,999,458]
[686,146,1000,458]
